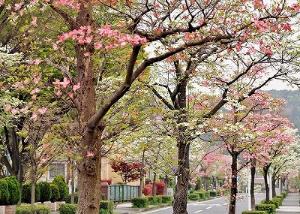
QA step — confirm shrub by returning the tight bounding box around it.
[142,184,152,196]
[161,196,172,203]
[59,204,77,214]
[39,182,52,202]
[65,193,78,204]
[0,179,9,205]
[255,204,276,214]
[22,183,41,203]
[22,183,31,203]
[99,201,114,214]
[16,204,50,214]
[188,193,199,201]
[52,176,68,201]
[155,181,165,195]
[50,184,60,202]
[241,211,267,214]
[5,176,20,205]
[194,191,208,200]
[131,197,148,208]
[209,190,217,197]
[147,196,162,205]
[261,199,280,208]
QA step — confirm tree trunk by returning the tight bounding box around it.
[173,142,190,214]
[172,77,189,214]
[272,175,276,198]
[139,149,145,197]
[71,161,75,204]
[31,182,36,205]
[263,166,270,202]
[76,154,101,214]
[152,172,157,196]
[228,152,238,214]
[250,158,256,210]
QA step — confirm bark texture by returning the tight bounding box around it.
[228,152,238,214]
[250,158,256,210]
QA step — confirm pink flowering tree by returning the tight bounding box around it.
[1,0,300,213]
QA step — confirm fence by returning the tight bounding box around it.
[108,184,140,202]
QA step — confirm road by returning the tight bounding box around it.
[141,193,265,214]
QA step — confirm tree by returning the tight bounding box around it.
[111,160,144,184]
[1,1,299,213]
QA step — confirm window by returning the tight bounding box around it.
[49,162,66,180]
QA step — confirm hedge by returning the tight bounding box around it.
[209,190,217,197]
[16,204,50,214]
[99,201,114,214]
[242,211,267,214]
[261,198,281,208]
[39,182,52,202]
[147,196,162,205]
[52,176,68,201]
[22,183,41,203]
[131,197,148,208]
[255,204,276,214]
[65,193,78,204]
[5,176,20,205]
[188,193,199,201]
[194,191,209,200]
[59,204,77,214]
[0,179,9,205]
[50,184,60,202]
[161,196,172,203]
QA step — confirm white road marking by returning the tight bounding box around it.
[223,203,228,206]
[206,206,212,210]
[193,210,203,213]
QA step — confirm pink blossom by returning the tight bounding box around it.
[14,2,23,11]
[86,151,95,157]
[31,16,38,27]
[38,107,48,115]
[31,113,38,121]
[73,82,80,91]
[30,88,40,95]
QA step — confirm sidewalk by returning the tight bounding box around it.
[114,202,171,214]
[277,193,300,214]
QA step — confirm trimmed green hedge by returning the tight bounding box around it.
[65,193,78,204]
[59,204,77,214]
[209,191,217,197]
[255,204,276,214]
[147,196,162,205]
[50,184,60,202]
[5,176,20,205]
[0,179,9,205]
[21,183,41,203]
[188,193,199,201]
[194,191,209,200]
[161,196,172,203]
[16,204,50,214]
[242,211,267,214]
[39,182,52,202]
[132,197,148,208]
[99,201,114,214]
[52,176,68,201]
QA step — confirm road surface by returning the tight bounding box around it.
[140,193,265,214]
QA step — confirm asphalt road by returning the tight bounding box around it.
[140,193,265,214]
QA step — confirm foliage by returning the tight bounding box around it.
[39,182,52,202]
[142,184,152,196]
[99,201,114,214]
[59,204,77,214]
[188,193,199,201]
[4,176,20,205]
[65,193,78,204]
[16,204,50,214]
[131,197,148,208]
[155,181,165,195]
[50,183,60,202]
[0,179,9,205]
[52,176,68,201]
[161,196,172,204]
[255,204,276,214]
[209,191,217,197]
[147,196,162,205]
[111,160,144,183]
